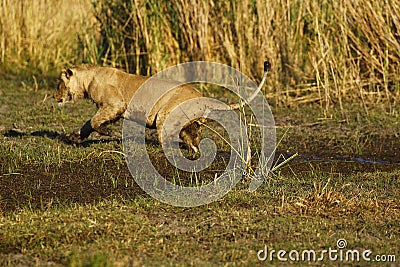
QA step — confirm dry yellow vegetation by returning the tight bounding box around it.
[0,0,399,112]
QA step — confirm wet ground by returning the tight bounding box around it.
[1,116,399,213]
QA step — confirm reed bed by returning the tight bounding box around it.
[1,0,399,112]
[0,0,96,74]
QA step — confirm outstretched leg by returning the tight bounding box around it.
[69,102,126,143]
[90,102,126,136]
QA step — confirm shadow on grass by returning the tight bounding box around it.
[2,128,179,149]
[3,129,121,147]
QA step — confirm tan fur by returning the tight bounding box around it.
[55,64,204,152]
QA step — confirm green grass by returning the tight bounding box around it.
[0,75,399,266]
[0,172,398,266]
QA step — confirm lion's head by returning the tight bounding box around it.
[54,68,81,106]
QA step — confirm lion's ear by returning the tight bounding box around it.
[60,68,74,81]
[66,68,74,79]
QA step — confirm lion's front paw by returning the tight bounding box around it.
[57,133,70,144]
[57,131,81,144]
[67,131,82,144]
[95,125,111,136]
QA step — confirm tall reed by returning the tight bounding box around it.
[0,0,95,75]
[92,0,399,112]
[0,0,399,112]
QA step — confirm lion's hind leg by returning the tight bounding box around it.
[179,121,204,154]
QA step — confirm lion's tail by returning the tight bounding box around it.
[229,60,271,110]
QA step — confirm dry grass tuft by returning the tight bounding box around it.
[288,177,399,219]
[289,178,349,216]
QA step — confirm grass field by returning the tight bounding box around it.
[0,74,399,266]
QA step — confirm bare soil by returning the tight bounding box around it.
[1,118,399,213]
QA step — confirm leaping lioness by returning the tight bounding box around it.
[54,62,270,152]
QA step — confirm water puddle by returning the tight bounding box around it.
[352,157,399,165]
[295,153,399,165]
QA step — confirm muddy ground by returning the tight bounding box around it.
[1,111,399,213]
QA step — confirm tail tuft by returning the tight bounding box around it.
[264,61,271,72]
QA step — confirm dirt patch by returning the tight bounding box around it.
[1,149,399,214]
[283,132,400,163]
[0,159,143,213]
